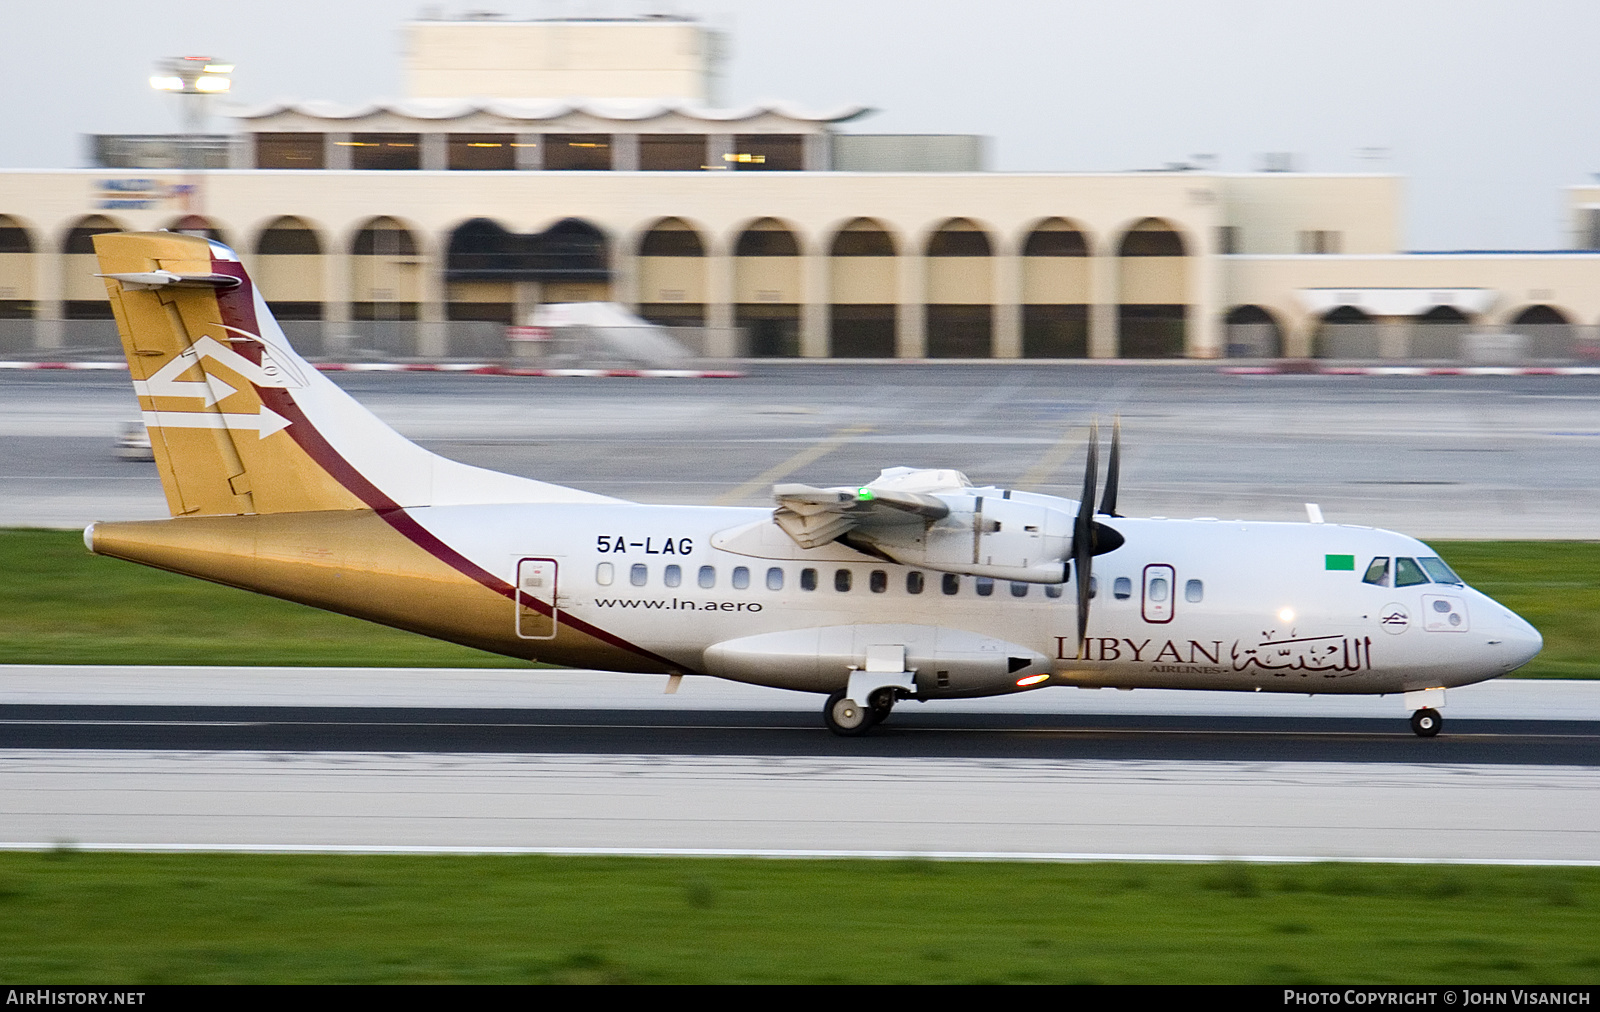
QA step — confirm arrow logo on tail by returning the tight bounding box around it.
[141,407,292,440]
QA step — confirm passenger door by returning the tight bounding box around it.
[515,558,558,640]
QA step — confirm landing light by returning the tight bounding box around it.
[1016,673,1049,687]
[1278,607,1295,623]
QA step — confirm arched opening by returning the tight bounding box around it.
[1509,304,1577,360]
[163,214,229,245]
[255,216,323,255]
[1314,305,1377,359]
[62,214,122,255]
[252,216,325,355]
[734,218,802,356]
[350,216,422,358]
[62,216,125,336]
[1223,305,1284,358]
[829,218,897,357]
[0,216,34,352]
[924,218,993,358]
[1411,304,1472,360]
[1022,218,1090,357]
[1116,218,1188,358]
[441,218,519,357]
[538,218,610,302]
[637,217,707,327]
[0,215,34,320]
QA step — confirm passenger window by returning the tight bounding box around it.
[942,573,960,596]
[976,577,995,597]
[732,566,750,590]
[1418,557,1463,585]
[596,562,614,586]
[869,570,887,593]
[698,565,716,589]
[663,564,682,588]
[766,567,784,591]
[1362,558,1390,587]
[1185,579,1203,603]
[1395,557,1429,587]
[835,569,852,592]
[630,564,648,587]
[906,571,925,594]
[1148,577,1169,602]
[1088,576,1098,599]
[1010,582,1029,598]
[1113,577,1132,600]
[1045,584,1063,599]
[800,568,817,591]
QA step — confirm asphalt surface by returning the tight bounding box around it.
[3,364,1599,537]
[1,703,1597,764]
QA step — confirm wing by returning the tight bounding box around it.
[772,482,950,549]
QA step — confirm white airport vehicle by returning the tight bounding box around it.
[84,232,1543,738]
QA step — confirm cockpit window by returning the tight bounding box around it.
[1394,557,1429,587]
[1362,557,1390,587]
[1418,557,1463,585]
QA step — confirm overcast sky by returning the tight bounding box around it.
[3,0,1598,249]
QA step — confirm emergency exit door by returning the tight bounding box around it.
[515,558,558,640]
[1142,564,1175,623]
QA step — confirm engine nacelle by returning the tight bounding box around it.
[850,492,1076,584]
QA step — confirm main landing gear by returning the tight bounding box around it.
[1410,707,1442,738]
[824,689,897,737]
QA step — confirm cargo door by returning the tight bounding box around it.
[515,558,558,640]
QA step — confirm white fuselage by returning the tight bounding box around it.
[412,496,1544,699]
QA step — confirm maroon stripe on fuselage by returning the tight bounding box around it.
[216,254,688,671]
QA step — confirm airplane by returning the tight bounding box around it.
[85,231,1543,738]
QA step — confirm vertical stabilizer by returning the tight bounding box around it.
[94,231,617,517]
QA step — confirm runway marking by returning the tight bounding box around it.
[0,842,1596,866]
[1015,423,1088,492]
[713,424,873,505]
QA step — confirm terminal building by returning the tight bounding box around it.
[3,13,1599,362]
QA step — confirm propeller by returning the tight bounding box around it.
[1071,418,1128,658]
[1098,415,1122,518]
[1073,420,1099,659]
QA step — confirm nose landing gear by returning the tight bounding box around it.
[1410,707,1442,737]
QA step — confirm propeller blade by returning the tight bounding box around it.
[1098,415,1122,517]
[1075,420,1099,657]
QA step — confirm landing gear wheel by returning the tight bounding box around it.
[868,687,898,725]
[1410,707,1442,738]
[824,691,873,737]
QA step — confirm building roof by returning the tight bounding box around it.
[231,98,873,126]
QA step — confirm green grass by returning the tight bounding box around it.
[0,854,1595,983]
[1432,541,1600,679]
[0,528,523,667]
[0,530,1594,676]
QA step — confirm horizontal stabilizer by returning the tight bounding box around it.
[96,270,242,291]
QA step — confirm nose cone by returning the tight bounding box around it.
[1496,607,1543,674]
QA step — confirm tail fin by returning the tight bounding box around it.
[95,231,615,517]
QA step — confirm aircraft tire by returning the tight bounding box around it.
[868,687,897,725]
[824,691,874,736]
[1410,708,1442,738]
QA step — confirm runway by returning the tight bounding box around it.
[2,667,1597,863]
[4,364,1599,537]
